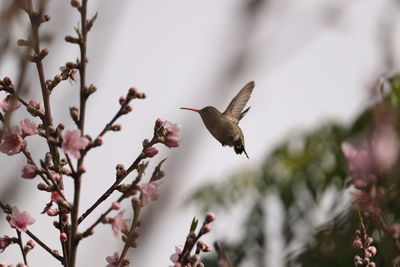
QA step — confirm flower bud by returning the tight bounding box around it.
[352,238,363,249]
[367,246,377,257]
[60,233,68,242]
[205,212,216,223]
[143,146,158,158]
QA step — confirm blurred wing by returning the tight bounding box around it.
[223,81,255,123]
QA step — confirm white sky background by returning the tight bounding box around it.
[1,0,400,266]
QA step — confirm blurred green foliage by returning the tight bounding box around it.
[188,74,400,266]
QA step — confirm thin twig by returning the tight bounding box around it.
[25,229,63,262]
[16,230,28,265]
[78,153,145,224]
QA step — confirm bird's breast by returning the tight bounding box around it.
[202,117,241,147]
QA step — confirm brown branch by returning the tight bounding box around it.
[78,153,145,224]
[69,1,89,266]
[25,229,63,262]
[16,230,28,265]
[116,199,141,267]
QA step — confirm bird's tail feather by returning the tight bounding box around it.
[234,143,249,159]
[239,107,250,121]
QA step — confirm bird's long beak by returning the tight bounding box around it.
[180,107,201,113]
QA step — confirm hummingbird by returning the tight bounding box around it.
[180,81,254,158]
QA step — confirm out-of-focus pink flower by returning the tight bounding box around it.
[341,142,373,176]
[62,129,89,159]
[20,119,37,137]
[9,207,35,232]
[0,126,26,156]
[21,164,37,179]
[169,245,183,263]
[140,182,159,206]
[371,124,399,172]
[351,188,383,218]
[0,95,21,112]
[143,146,158,158]
[390,224,400,239]
[106,252,120,267]
[111,211,128,238]
[342,120,399,178]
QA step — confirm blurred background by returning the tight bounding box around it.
[1,0,400,266]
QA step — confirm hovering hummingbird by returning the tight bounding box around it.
[180,81,254,158]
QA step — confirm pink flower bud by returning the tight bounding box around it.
[390,224,400,238]
[367,246,377,257]
[111,202,121,210]
[144,146,158,158]
[205,212,216,223]
[26,240,35,249]
[201,224,211,234]
[95,136,103,146]
[60,233,68,242]
[46,209,58,216]
[352,238,363,249]
[78,165,87,173]
[128,87,138,95]
[21,164,37,179]
[119,96,126,105]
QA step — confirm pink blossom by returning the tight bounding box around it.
[143,146,158,158]
[21,164,37,179]
[170,245,183,263]
[111,210,128,238]
[163,120,181,135]
[0,95,20,112]
[341,142,373,176]
[20,119,37,137]
[140,182,159,206]
[106,252,120,267]
[162,120,181,148]
[371,124,399,172]
[27,101,44,117]
[165,135,180,147]
[9,207,35,232]
[0,126,26,155]
[61,129,89,159]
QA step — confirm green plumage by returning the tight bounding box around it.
[181,81,254,158]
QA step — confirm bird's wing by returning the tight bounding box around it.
[223,81,255,123]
